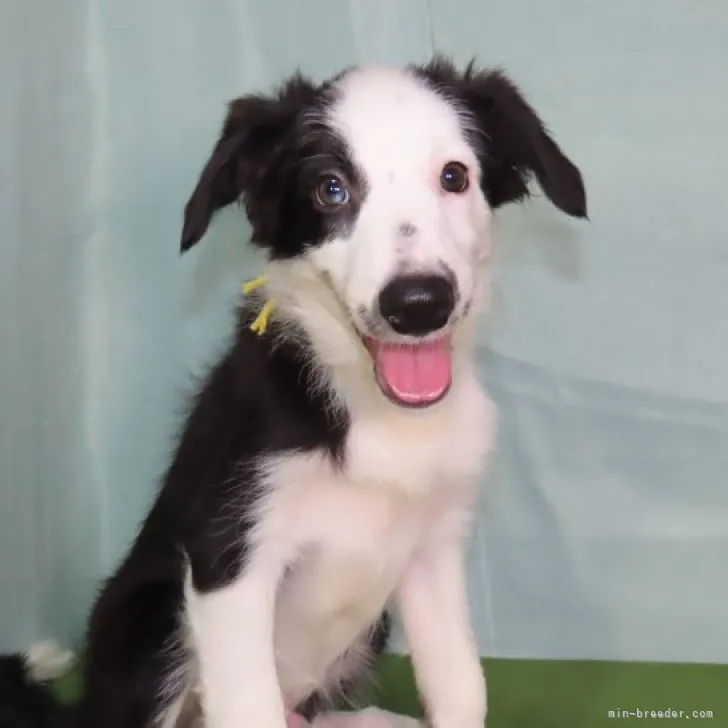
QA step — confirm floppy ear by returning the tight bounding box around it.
[418,59,587,218]
[180,76,318,252]
[461,68,587,217]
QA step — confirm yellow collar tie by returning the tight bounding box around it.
[242,274,275,336]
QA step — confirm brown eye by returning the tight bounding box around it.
[440,162,469,193]
[314,175,350,209]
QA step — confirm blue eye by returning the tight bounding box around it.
[315,175,350,208]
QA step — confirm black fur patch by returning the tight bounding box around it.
[0,655,71,728]
[181,77,366,258]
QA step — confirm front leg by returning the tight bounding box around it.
[396,534,486,728]
[185,546,288,728]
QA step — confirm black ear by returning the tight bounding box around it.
[180,76,319,252]
[418,59,587,218]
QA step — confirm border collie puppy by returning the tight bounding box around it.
[0,57,586,728]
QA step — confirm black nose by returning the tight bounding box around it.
[378,274,456,336]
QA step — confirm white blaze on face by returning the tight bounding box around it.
[305,67,493,407]
[308,68,491,318]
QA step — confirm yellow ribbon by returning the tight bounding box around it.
[242,275,267,295]
[241,274,275,336]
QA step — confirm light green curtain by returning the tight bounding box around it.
[1,0,726,663]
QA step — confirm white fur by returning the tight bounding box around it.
[396,536,486,728]
[23,640,75,682]
[184,67,497,728]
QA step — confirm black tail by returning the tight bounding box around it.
[0,653,72,728]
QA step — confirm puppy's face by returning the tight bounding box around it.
[182,59,587,408]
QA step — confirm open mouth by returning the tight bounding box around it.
[361,334,453,408]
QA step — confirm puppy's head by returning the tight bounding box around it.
[182,58,587,409]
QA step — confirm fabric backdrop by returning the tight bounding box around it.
[1,0,726,663]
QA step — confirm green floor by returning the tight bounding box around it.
[54,655,726,727]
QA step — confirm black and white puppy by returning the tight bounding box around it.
[0,58,586,728]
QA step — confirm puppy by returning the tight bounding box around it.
[0,57,586,728]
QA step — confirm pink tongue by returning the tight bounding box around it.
[285,707,309,728]
[372,337,452,406]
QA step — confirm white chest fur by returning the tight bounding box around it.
[259,374,496,703]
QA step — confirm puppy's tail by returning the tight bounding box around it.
[0,640,75,728]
